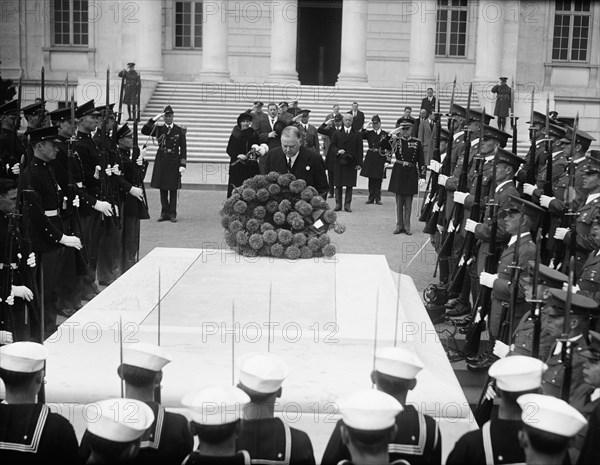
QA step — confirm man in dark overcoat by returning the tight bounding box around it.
[142,105,186,222]
[330,114,363,212]
[360,114,389,205]
[317,113,344,199]
[491,77,511,131]
[118,63,140,122]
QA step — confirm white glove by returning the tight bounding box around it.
[136,155,144,166]
[493,341,510,359]
[59,234,83,250]
[237,154,247,161]
[447,221,456,233]
[11,285,33,302]
[540,195,555,209]
[453,191,469,205]
[429,160,442,173]
[436,224,444,234]
[554,227,568,241]
[479,272,498,289]
[153,112,164,121]
[93,200,113,216]
[325,118,335,125]
[94,165,101,180]
[11,163,20,175]
[27,252,36,268]
[129,186,144,201]
[179,166,186,174]
[465,218,479,233]
[523,183,536,196]
[437,174,448,187]
[418,178,426,188]
[483,383,497,401]
[111,164,121,176]
[562,282,581,293]
[0,330,13,344]
[141,145,148,158]
[105,164,113,177]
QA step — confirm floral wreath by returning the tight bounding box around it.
[220,172,346,259]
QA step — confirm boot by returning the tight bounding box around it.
[334,188,342,211]
[344,187,353,212]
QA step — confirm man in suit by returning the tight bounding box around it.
[293,109,320,153]
[277,101,293,124]
[318,113,344,199]
[413,109,427,141]
[141,105,187,222]
[491,77,511,131]
[331,114,364,212]
[259,125,328,197]
[418,110,435,163]
[258,102,282,150]
[421,88,436,116]
[348,101,365,133]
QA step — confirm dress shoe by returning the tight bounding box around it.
[81,292,96,301]
[365,200,374,204]
[445,302,471,318]
[466,351,488,364]
[444,297,462,308]
[98,280,113,287]
[454,315,472,327]
[344,206,352,212]
[376,200,382,205]
[58,307,77,318]
[393,227,404,235]
[170,217,177,223]
[334,205,342,212]
[467,353,499,372]
[157,216,168,222]
[404,230,412,235]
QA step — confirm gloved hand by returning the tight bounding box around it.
[59,235,83,250]
[479,272,498,289]
[418,178,426,187]
[93,200,113,216]
[465,218,479,233]
[73,195,80,208]
[483,383,497,401]
[540,195,555,209]
[554,227,568,241]
[437,174,448,186]
[94,165,101,180]
[429,160,442,173]
[129,186,144,201]
[562,282,581,293]
[179,166,186,174]
[153,112,164,121]
[11,163,20,175]
[523,183,536,196]
[111,164,121,176]
[453,191,469,205]
[237,154,247,161]
[0,330,13,345]
[11,285,33,302]
[16,252,36,268]
[105,164,113,176]
[493,341,510,359]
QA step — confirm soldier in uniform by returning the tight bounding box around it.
[0,341,80,463]
[447,355,547,465]
[293,109,320,152]
[236,352,316,465]
[517,393,588,465]
[387,117,425,235]
[541,289,600,403]
[578,211,600,302]
[317,113,344,199]
[118,62,141,122]
[181,385,252,464]
[330,113,363,212]
[360,115,389,205]
[0,99,24,179]
[80,397,154,464]
[491,77,511,131]
[334,389,405,465]
[321,347,441,465]
[142,105,187,222]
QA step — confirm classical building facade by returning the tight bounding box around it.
[1,0,599,136]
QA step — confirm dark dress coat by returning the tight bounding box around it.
[421,96,436,116]
[118,68,140,105]
[317,123,343,172]
[360,128,389,180]
[347,110,365,132]
[387,137,425,195]
[579,249,600,302]
[225,125,260,197]
[330,128,364,187]
[142,119,187,191]
[491,82,511,117]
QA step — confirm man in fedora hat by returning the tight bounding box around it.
[330,113,363,212]
[142,105,187,222]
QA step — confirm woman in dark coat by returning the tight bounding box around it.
[227,112,260,197]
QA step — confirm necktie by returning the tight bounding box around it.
[287,157,292,172]
[167,125,172,134]
[271,118,275,129]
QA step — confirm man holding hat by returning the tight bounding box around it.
[0,341,80,463]
[118,62,141,122]
[387,117,426,234]
[448,355,548,465]
[142,105,187,222]
[318,112,345,199]
[491,77,511,131]
[517,393,587,465]
[80,397,154,464]
[360,115,389,205]
[322,346,441,465]
[334,389,404,465]
[293,109,319,152]
[235,352,316,465]
[541,289,600,402]
[181,385,251,463]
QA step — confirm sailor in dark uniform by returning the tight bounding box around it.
[322,346,441,465]
[0,341,80,464]
[360,114,389,205]
[79,342,193,465]
[516,393,587,465]
[447,355,548,465]
[181,385,252,464]
[334,389,404,465]
[236,352,316,465]
[81,397,154,464]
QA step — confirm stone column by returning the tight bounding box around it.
[474,1,504,82]
[406,0,437,83]
[336,0,368,86]
[267,0,299,83]
[135,0,163,80]
[199,1,231,82]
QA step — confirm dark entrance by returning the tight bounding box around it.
[296,0,342,86]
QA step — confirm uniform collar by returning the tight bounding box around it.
[508,231,530,246]
[586,192,600,205]
[495,179,512,193]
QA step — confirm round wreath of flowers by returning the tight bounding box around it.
[220,172,346,259]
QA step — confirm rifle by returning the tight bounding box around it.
[39,67,46,125]
[419,97,442,224]
[529,229,544,359]
[523,90,536,199]
[540,95,554,264]
[133,76,150,220]
[510,77,518,155]
[559,256,576,401]
[1,213,18,341]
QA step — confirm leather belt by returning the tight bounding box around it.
[45,209,59,217]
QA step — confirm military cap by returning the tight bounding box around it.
[76,99,100,118]
[0,99,19,115]
[0,341,48,373]
[517,394,587,438]
[182,385,250,425]
[547,123,566,139]
[396,116,414,127]
[86,398,154,442]
[375,346,424,380]
[163,105,174,114]
[526,111,546,125]
[237,112,253,125]
[583,150,600,174]
[481,124,511,147]
[48,106,73,122]
[28,126,64,143]
[504,194,544,220]
[238,352,289,394]
[116,123,133,140]
[488,355,547,392]
[278,101,288,107]
[122,342,170,371]
[556,116,575,127]
[468,108,495,124]
[371,114,381,123]
[253,101,263,107]
[499,76,508,81]
[127,62,135,66]
[526,261,568,289]
[544,288,599,316]
[338,390,403,431]
[334,113,343,123]
[549,110,559,120]
[21,101,44,116]
[450,103,466,118]
[95,103,115,115]
[495,148,524,171]
[561,128,596,147]
[298,109,311,116]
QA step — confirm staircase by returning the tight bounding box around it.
[140,82,530,164]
